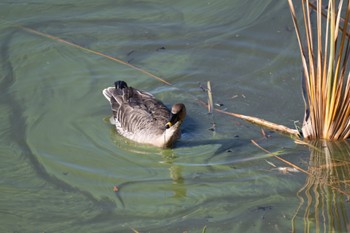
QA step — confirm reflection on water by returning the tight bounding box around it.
[293,141,350,233]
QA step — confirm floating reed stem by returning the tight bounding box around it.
[207,81,214,114]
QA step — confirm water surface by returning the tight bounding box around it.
[1,1,349,232]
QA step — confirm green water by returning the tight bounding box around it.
[1,0,350,232]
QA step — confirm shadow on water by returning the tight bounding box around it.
[292,141,350,233]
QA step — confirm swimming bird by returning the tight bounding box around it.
[102,81,186,148]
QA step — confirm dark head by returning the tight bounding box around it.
[165,103,186,129]
[114,80,128,89]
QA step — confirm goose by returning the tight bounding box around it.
[102,81,186,148]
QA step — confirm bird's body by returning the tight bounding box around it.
[103,81,186,148]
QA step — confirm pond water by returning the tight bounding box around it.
[1,0,350,232]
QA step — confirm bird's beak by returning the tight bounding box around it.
[165,113,178,129]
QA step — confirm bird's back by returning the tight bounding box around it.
[103,84,171,143]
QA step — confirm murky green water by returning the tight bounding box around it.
[1,1,350,232]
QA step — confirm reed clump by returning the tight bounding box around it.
[205,0,350,141]
[288,0,350,140]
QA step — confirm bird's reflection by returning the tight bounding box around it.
[159,149,186,198]
[110,122,251,204]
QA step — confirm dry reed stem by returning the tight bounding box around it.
[251,140,309,174]
[196,98,301,138]
[252,140,350,197]
[19,25,172,86]
[207,81,213,114]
